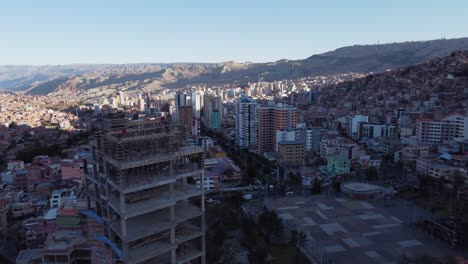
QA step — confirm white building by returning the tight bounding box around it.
[347,115,369,140]
[236,96,257,148]
[191,91,203,119]
[358,123,396,140]
[416,114,468,144]
[275,129,297,152]
[7,160,24,171]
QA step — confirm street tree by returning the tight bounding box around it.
[259,211,283,243]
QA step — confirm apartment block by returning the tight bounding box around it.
[87,114,206,264]
[236,96,257,148]
[346,115,369,140]
[416,114,468,144]
[320,137,344,158]
[257,103,298,152]
[278,141,305,167]
[326,155,351,175]
[358,123,396,140]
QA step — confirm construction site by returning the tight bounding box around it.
[86,113,206,264]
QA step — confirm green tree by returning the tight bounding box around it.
[288,172,300,183]
[290,230,307,263]
[418,175,432,198]
[248,246,268,264]
[333,180,341,192]
[452,171,465,199]
[259,211,283,243]
[241,218,257,246]
[222,192,244,213]
[311,179,322,194]
[223,167,234,178]
[365,166,378,180]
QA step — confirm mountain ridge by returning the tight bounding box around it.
[1,37,468,98]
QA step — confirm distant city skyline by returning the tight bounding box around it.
[1,0,467,65]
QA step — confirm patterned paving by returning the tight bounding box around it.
[265,195,459,263]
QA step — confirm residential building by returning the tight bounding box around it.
[191,91,203,119]
[275,129,297,152]
[7,160,24,171]
[416,114,468,144]
[347,115,369,140]
[326,155,351,175]
[195,175,220,191]
[320,137,344,157]
[210,110,221,130]
[198,137,214,151]
[178,106,193,138]
[174,93,190,121]
[203,95,222,130]
[236,96,257,148]
[257,103,298,152]
[428,164,457,179]
[416,156,439,175]
[358,123,396,140]
[278,141,305,167]
[299,127,322,152]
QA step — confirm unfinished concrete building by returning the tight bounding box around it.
[86,114,206,264]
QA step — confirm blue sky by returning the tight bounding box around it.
[0,0,467,65]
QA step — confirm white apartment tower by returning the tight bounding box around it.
[236,96,257,148]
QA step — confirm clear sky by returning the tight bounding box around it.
[1,0,467,65]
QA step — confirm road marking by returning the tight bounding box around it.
[324,245,346,253]
[363,231,381,236]
[317,202,334,210]
[302,217,316,225]
[365,251,381,258]
[398,240,422,247]
[342,238,360,248]
[277,206,300,210]
[360,201,374,209]
[360,213,383,220]
[372,223,400,229]
[315,210,328,220]
[278,213,294,220]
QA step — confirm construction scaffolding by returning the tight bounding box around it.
[86,115,206,264]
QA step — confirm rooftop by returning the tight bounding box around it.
[45,230,87,250]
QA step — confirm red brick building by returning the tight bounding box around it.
[257,103,298,152]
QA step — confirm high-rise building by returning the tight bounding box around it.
[174,93,190,121]
[178,106,194,138]
[203,95,222,130]
[118,91,125,108]
[139,98,146,112]
[257,103,298,152]
[210,110,221,130]
[191,91,203,120]
[87,115,206,263]
[236,96,257,148]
